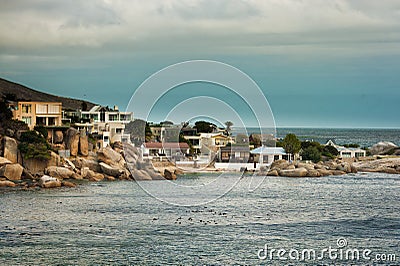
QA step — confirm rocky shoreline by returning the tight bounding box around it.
[1,130,399,190]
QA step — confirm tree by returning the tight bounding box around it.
[224,121,233,136]
[301,146,321,163]
[282,133,301,160]
[194,121,216,133]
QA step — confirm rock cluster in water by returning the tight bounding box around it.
[0,129,174,189]
[261,159,358,177]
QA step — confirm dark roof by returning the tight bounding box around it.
[144,142,189,149]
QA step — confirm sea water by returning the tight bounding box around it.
[0,172,399,265]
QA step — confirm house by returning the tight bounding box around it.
[325,140,366,158]
[75,105,134,148]
[250,146,289,164]
[149,124,182,142]
[11,101,62,129]
[141,142,190,160]
[218,145,254,163]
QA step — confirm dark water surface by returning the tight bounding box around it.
[234,127,400,147]
[1,173,399,265]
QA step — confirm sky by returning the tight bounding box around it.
[0,0,400,128]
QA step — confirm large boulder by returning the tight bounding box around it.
[270,160,290,171]
[336,162,352,173]
[123,143,140,164]
[53,131,64,144]
[0,157,12,167]
[72,157,101,172]
[2,136,18,163]
[0,163,24,181]
[164,169,177,180]
[295,162,315,171]
[370,141,398,155]
[79,135,89,157]
[306,169,321,177]
[65,128,80,156]
[131,169,152,181]
[0,180,16,187]
[267,169,279,176]
[97,146,126,169]
[45,166,75,180]
[99,162,123,177]
[23,158,48,175]
[279,167,308,177]
[317,169,333,176]
[39,175,61,188]
[62,180,76,187]
[80,167,104,181]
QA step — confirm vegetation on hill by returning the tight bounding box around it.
[0,77,95,110]
[194,121,217,133]
[0,94,29,137]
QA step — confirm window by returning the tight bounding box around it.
[235,152,241,158]
[116,128,122,134]
[109,114,118,121]
[21,104,32,114]
[48,117,56,126]
[36,117,46,126]
[22,116,32,125]
[48,104,60,114]
[341,152,351,158]
[36,104,47,114]
[355,152,365,158]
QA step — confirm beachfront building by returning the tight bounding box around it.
[141,142,190,161]
[11,101,62,130]
[218,145,253,163]
[75,105,133,148]
[149,124,182,143]
[250,146,290,164]
[325,140,366,158]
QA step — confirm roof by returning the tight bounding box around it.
[220,146,250,152]
[144,142,189,149]
[337,147,365,152]
[250,146,287,155]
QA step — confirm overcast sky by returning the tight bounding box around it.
[1,0,400,127]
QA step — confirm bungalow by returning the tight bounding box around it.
[325,140,366,158]
[250,146,290,164]
[218,145,253,163]
[142,142,190,160]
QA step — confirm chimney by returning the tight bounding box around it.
[114,105,119,111]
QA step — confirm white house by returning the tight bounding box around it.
[76,105,134,148]
[250,146,290,164]
[325,140,366,158]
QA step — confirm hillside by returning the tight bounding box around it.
[0,78,95,110]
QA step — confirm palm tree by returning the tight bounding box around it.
[224,121,233,136]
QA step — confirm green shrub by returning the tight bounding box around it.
[34,125,48,139]
[18,130,50,161]
[301,146,322,163]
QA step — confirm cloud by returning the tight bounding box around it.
[0,0,400,58]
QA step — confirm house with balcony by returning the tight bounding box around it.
[75,105,134,148]
[11,101,62,130]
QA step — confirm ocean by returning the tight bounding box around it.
[0,173,399,265]
[233,127,400,147]
[0,128,399,265]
